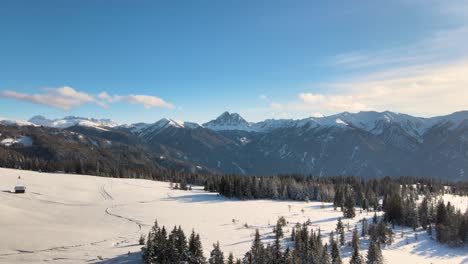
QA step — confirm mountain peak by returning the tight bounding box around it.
[203,112,252,131]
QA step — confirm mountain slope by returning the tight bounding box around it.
[1,110,468,180]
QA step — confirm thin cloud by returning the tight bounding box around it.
[98,92,173,109]
[1,87,105,110]
[299,93,369,112]
[298,61,468,117]
[329,25,468,71]
[1,87,173,110]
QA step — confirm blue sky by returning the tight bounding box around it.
[1,0,468,124]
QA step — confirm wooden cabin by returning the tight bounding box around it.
[14,186,26,193]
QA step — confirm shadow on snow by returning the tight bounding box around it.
[91,251,142,264]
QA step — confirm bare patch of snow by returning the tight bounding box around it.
[0,136,33,147]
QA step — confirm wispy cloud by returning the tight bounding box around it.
[98,92,174,109]
[330,26,468,71]
[303,2,468,117]
[298,93,368,112]
[250,59,468,118]
[1,87,173,110]
[1,87,105,110]
[298,60,468,116]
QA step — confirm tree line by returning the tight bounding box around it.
[143,207,465,264]
[203,175,468,246]
[141,216,392,264]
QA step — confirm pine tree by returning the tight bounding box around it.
[227,252,235,264]
[350,227,363,264]
[176,226,189,262]
[459,218,467,244]
[189,230,206,264]
[275,218,284,239]
[167,226,179,263]
[331,240,342,264]
[283,247,294,264]
[366,240,383,264]
[209,241,225,264]
[336,218,345,246]
[322,244,331,264]
[343,193,356,218]
[273,226,282,263]
[329,231,335,247]
[144,220,161,263]
[372,213,378,224]
[419,197,429,230]
[250,229,265,264]
[436,200,447,225]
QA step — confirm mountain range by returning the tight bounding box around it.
[1,111,468,180]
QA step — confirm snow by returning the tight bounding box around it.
[0,136,33,147]
[0,168,466,264]
[231,162,246,174]
[201,111,468,141]
[239,137,250,145]
[183,122,201,129]
[126,120,201,135]
[28,116,118,129]
[439,194,468,211]
[0,119,36,127]
[88,139,99,147]
[203,112,253,131]
[335,118,348,126]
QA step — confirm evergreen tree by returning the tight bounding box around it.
[227,252,235,264]
[436,200,447,225]
[189,230,206,264]
[459,218,467,244]
[336,218,345,246]
[275,218,284,239]
[350,227,363,264]
[283,247,294,264]
[331,240,342,264]
[322,244,331,264]
[344,193,356,218]
[419,197,429,230]
[366,240,383,264]
[329,231,335,250]
[248,229,265,264]
[209,241,225,264]
[176,226,189,262]
[273,227,282,263]
[143,221,158,264]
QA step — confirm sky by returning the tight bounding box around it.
[1,0,468,124]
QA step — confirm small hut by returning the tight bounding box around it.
[14,186,26,193]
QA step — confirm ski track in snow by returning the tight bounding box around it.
[0,177,160,263]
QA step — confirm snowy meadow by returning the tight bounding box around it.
[0,168,466,263]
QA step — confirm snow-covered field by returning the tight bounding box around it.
[0,168,466,263]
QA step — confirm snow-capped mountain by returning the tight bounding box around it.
[16,110,468,138]
[202,111,468,141]
[124,118,202,136]
[2,110,468,180]
[203,112,253,131]
[0,119,37,127]
[28,115,118,129]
